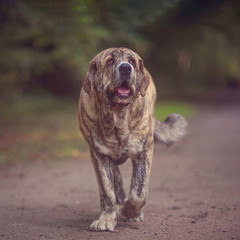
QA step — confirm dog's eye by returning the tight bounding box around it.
[129,59,136,67]
[106,59,114,66]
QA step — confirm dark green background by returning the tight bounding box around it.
[1,0,240,98]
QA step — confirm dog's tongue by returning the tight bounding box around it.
[117,86,130,94]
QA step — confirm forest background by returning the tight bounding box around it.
[1,0,240,164]
[1,0,240,98]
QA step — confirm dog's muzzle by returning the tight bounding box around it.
[115,62,134,99]
[118,62,133,81]
[119,63,132,77]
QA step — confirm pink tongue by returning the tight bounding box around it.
[117,87,130,94]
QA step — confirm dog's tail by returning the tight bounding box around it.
[154,114,187,145]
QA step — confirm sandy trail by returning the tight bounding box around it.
[0,105,240,240]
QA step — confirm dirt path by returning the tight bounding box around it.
[0,105,240,240]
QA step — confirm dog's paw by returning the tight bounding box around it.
[90,212,117,232]
[122,199,145,221]
[90,219,115,232]
[128,211,144,222]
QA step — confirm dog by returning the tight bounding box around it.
[78,47,187,231]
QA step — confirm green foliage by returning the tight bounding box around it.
[0,0,111,96]
[146,0,240,89]
[0,0,240,97]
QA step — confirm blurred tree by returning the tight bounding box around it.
[143,0,240,90]
[0,0,181,97]
[0,0,109,96]
[0,0,239,98]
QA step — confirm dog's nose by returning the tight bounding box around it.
[119,63,132,75]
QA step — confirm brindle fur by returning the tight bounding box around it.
[78,47,187,231]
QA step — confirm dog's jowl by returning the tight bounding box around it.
[78,47,187,231]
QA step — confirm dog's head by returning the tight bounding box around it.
[82,48,150,107]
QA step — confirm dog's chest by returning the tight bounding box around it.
[92,107,150,159]
[93,126,144,159]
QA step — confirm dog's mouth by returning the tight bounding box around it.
[107,81,134,107]
[114,81,131,99]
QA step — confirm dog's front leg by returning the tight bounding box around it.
[90,150,117,231]
[122,148,153,222]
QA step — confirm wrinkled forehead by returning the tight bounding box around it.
[95,48,139,64]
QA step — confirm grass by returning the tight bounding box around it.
[0,95,196,165]
[155,101,196,121]
[0,95,88,165]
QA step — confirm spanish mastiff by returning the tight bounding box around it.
[78,47,187,231]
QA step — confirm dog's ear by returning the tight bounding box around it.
[139,59,150,97]
[83,60,96,95]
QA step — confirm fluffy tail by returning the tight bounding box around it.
[154,113,187,145]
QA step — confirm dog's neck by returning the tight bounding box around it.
[100,95,143,132]
[113,107,129,129]
[100,104,129,131]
